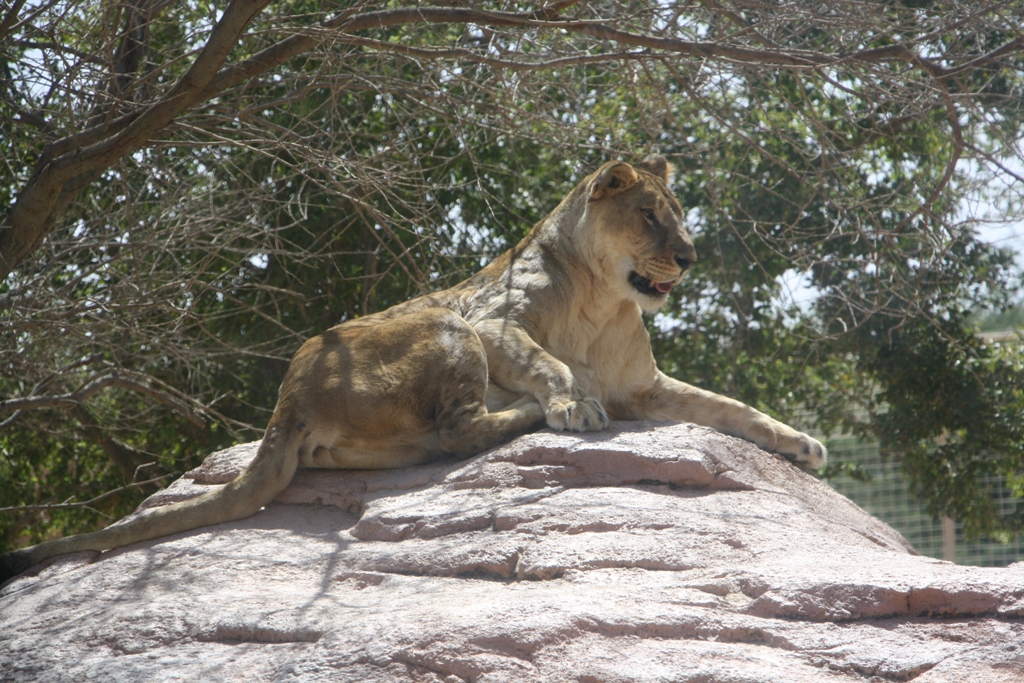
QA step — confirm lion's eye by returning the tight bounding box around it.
[641,209,656,222]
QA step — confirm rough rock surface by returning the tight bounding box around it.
[2,422,1023,682]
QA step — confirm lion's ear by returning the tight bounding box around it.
[637,154,675,184]
[589,162,639,201]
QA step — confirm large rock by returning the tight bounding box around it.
[2,422,1023,682]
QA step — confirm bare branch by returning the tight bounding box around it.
[0,372,207,430]
[331,34,659,72]
[66,403,165,479]
[0,0,27,42]
[1,0,274,277]
[4,2,1021,279]
[0,475,171,515]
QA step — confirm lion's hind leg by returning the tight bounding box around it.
[424,317,546,458]
[438,395,546,459]
[311,307,545,463]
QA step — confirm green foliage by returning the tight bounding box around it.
[972,302,1024,332]
[866,320,1024,539]
[3,1,1024,553]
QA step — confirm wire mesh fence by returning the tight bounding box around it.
[823,434,1024,567]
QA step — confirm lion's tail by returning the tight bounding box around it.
[0,411,301,585]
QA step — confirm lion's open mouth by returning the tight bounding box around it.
[629,271,674,297]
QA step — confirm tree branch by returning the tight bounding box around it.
[0,475,171,515]
[329,34,659,72]
[0,0,27,42]
[2,1,1022,280]
[0,371,207,430]
[67,403,167,480]
[0,0,274,278]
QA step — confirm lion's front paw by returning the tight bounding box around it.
[778,432,827,469]
[546,397,609,432]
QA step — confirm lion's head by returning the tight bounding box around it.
[581,155,697,313]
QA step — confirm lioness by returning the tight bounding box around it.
[0,155,825,583]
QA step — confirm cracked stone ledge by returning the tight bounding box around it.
[2,422,1022,682]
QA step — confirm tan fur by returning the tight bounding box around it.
[0,155,825,583]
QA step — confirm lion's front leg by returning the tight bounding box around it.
[474,320,608,432]
[637,372,827,467]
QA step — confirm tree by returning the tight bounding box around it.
[2,1,1023,549]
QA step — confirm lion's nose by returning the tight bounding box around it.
[674,237,697,273]
[671,241,696,270]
